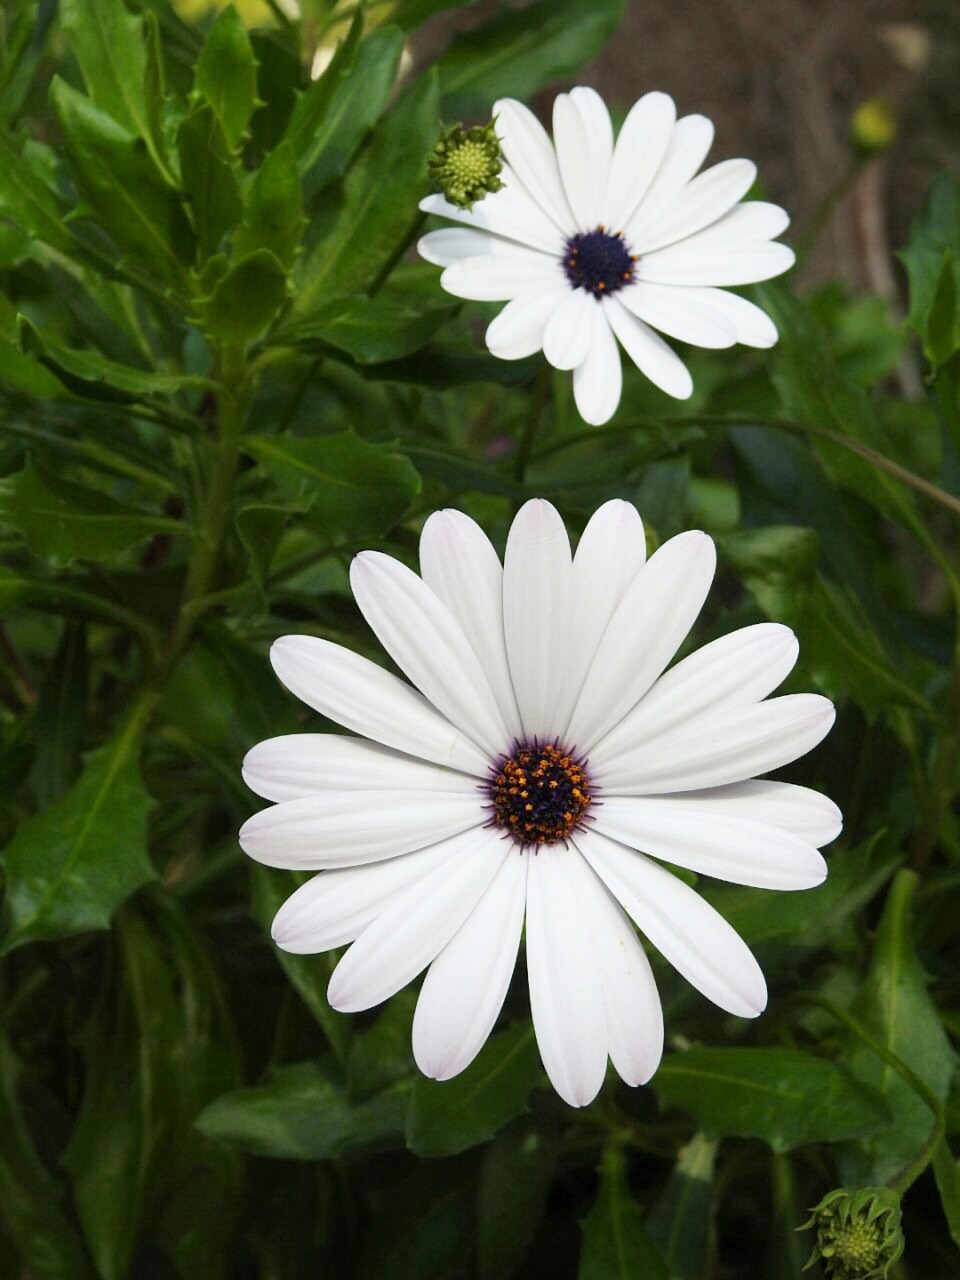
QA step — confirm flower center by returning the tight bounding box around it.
[563,227,636,299]
[486,740,593,850]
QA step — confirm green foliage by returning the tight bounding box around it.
[0,1,958,1276]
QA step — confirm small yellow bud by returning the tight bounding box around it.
[850,98,897,154]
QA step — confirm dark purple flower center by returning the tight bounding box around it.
[563,227,636,299]
[485,739,593,850]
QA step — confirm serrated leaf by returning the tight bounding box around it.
[578,1142,667,1280]
[196,1060,408,1159]
[60,0,173,183]
[194,5,258,150]
[0,464,183,567]
[198,248,287,343]
[244,429,420,539]
[177,102,242,261]
[839,870,956,1185]
[291,25,404,201]
[292,71,438,312]
[233,140,304,269]
[437,0,624,118]
[0,705,156,952]
[652,1047,890,1152]
[235,503,288,592]
[18,315,215,401]
[405,1023,542,1157]
[50,77,194,292]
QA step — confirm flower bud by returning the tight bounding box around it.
[802,1187,904,1279]
[850,97,897,154]
[428,120,504,210]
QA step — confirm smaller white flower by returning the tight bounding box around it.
[418,88,794,425]
[239,499,841,1109]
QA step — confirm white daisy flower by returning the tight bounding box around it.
[239,499,839,1108]
[418,89,795,426]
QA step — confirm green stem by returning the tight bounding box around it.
[160,343,247,675]
[513,366,551,485]
[367,210,427,297]
[911,627,960,871]
[789,984,945,1196]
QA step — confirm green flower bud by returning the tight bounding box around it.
[802,1187,904,1280]
[850,97,897,154]
[428,120,504,210]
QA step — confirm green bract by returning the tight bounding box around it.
[428,119,504,209]
[802,1187,905,1280]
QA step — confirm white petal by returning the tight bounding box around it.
[493,98,577,236]
[552,88,613,229]
[543,288,597,370]
[243,734,478,803]
[270,838,461,953]
[238,790,481,869]
[440,252,563,301]
[625,114,715,246]
[631,159,757,254]
[594,798,827,890]
[552,500,647,739]
[417,227,529,267]
[636,240,796,287]
[578,828,767,1018]
[595,694,836,795]
[682,200,790,245]
[611,781,843,847]
[413,850,527,1079]
[568,531,716,752]
[502,499,573,738]
[604,297,693,398]
[486,287,570,359]
[419,170,565,255]
[592,622,799,775]
[619,282,737,349]
[604,91,676,233]
[419,509,521,737]
[572,305,623,426]
[270,635,487,774]
[328,827,508,1012]
[350,551,509,758]
[525,844,608,1107]
[567,850,663,1086]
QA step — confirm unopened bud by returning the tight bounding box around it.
[428,120,504,210]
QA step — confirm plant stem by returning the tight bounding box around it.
[911,628,960,871]
[513,366,551,484]
[367,210,427,297]
[789,988,945,1196]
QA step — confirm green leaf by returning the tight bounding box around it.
[0,701,156,952]
[281,295,459,363]
[60,0,173,183]
[292,70,438,312]
[578,1142,667,1280]
[194,4,258,150]
[900,172,960,371]
[0,132,79,258]
[0,464,183,567]
[17,314,215,401]
[196,1059,408,1159]
[197,248,287,343]
[933,1139,960,1251]
[347,992,415,1100]
[839,870,957,1185]
[63,900,242,1280]
[405,1023,542,1157]
[50,77,194,292]
[652,1047,890,1152]
[235,503,288,593]
[249,864,352,1065]
[291,25,404,201]
[0,1033,94,1280]
[177,102,242,261]
[478,1118,560,1280]
[244,429,420,540]
[391,0,479,29]
[648,1133,717,1280]
[437,0,624,117]
[28,621,87,806]
[233,140,304,269]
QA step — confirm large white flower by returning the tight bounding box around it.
[418,88,794,426]
[240,500,839,1107]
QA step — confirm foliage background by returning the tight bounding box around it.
[1,0,959,1276]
